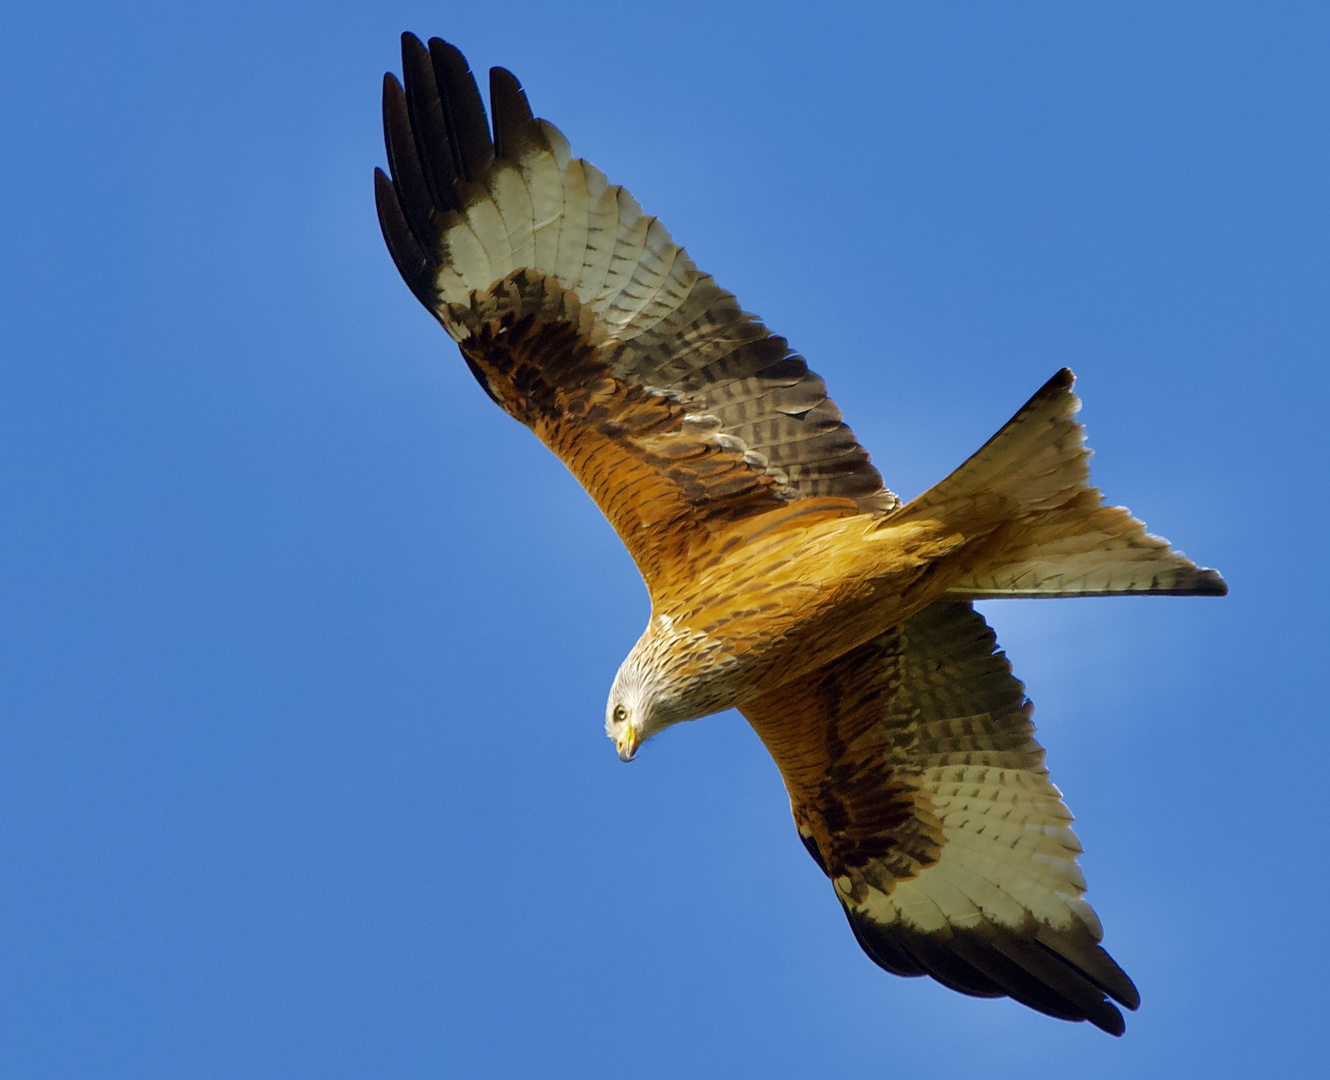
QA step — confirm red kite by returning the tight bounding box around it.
[374,33,1225,1035]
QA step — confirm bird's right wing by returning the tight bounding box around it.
[740,599,1139,1035]
[376,35,897,599]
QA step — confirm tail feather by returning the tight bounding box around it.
[899,369,1226,599]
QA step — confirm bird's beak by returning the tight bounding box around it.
[616,726,639,762]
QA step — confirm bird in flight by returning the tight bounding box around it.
[374,33,1225,1036]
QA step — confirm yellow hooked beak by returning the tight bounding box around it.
[616,725,640,762]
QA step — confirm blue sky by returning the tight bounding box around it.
[1,1,1326,1076]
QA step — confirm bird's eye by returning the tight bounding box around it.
[613,704,628,724]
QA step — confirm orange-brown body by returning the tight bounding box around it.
[456,294,1020,723]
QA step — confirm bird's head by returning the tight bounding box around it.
[604,649,666,762]
[605,616,737,761]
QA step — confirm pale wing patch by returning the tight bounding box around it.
[742,600,1138,1033]
[376,38,897,515]
[551,156,590,286]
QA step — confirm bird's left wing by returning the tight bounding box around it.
[740,600,1140,1035]
[374,35,897,598]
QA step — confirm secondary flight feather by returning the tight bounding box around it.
[374,33,1225,1036]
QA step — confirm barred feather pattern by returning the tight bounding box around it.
[742,600,1140,1035]
[375,34,897,517]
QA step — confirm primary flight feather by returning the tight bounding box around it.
[374,33,1225,1036]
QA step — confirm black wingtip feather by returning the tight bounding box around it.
[1034,925,1142,1011]
[847,910,1005,998]
[490,67,534,158]
[845,905,1135,1034]
[381,73,439,252]
[374,168,434,307]
[381,34,504,313]
[954,932,1126,1033]
[842,907,928,979]
[400,32,461,212]
[887,930,1010,1001]
[429,38,493,181]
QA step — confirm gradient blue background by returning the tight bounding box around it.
[2,2,1325,1076]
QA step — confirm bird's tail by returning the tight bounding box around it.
[892,369,1226,599]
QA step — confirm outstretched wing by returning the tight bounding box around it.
[740,600,1139,1035]
[375,35,897,597]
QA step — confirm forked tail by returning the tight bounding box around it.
[895,369,1226,599]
